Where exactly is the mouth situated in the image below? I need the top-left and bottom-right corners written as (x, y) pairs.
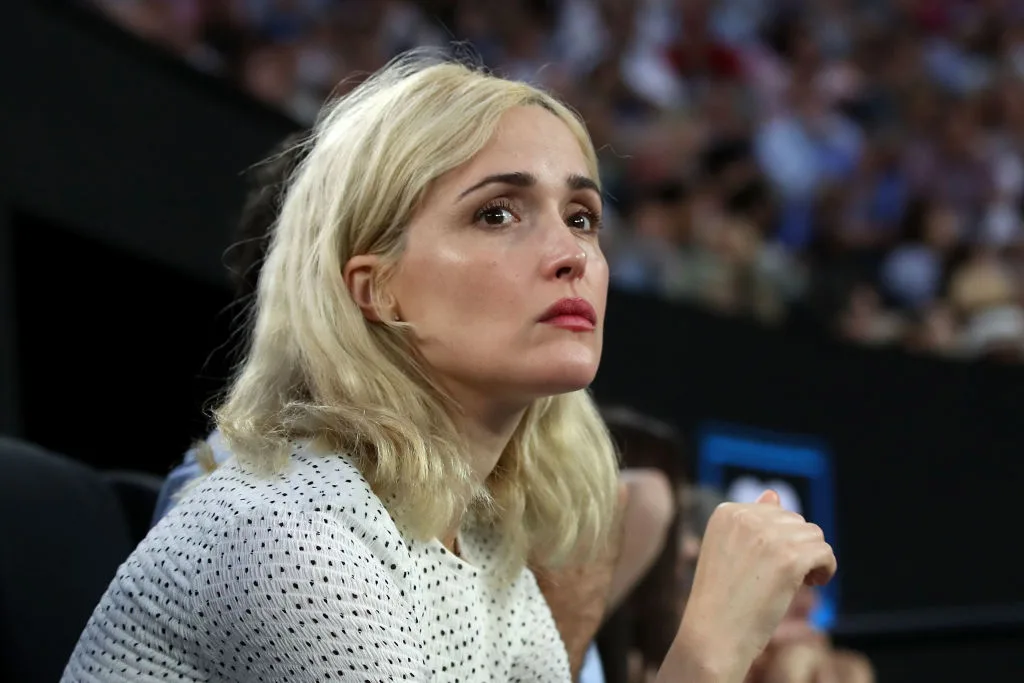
top-left (539, 297), bottom-right (597, 331)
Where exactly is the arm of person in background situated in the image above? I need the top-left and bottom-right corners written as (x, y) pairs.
top-left (605, 469), bottom-right (676, 613)
top-left (150, 431), bottom-right (229, 526)
top-left (754, 643), bottom-right (875, 683)
top-left (830, 649), bottom-right (876, 683)
top-left (746, 581), bottom-right (876, 683)
top-left (758, 642), bottom-right (834, 683)
top-left (535, 480), bottom-right (630, 680)
top-left (150, 449), bottom-right (205, 526)
top-left (536, 468), bottom-right (676, 681)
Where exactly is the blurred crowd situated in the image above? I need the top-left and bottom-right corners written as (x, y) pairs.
top-left (92, 0), bottom-right (1024, 362)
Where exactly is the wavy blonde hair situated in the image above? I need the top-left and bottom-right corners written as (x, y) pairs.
top-left (215, 53), bottom-right (619, 570)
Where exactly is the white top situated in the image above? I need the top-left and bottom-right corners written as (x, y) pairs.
top-left (63, 443), bottom-right (570, 682)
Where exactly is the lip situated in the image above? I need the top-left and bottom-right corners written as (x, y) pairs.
top-left (539, 297), bottom-right (597, 331)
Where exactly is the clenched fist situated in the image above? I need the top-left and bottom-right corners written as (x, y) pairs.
top-left (657, 490), bottom-right (837, 683)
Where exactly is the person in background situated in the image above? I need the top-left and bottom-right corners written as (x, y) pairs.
top-left (595, 407), bottom-right (693, 683)
top-left (593, 407), bottom-right (875, 683)
top-left (745, 584), bottom-right (875, 683)
top-left (92, 0), bottom-right (1024, 363)
top-left (591, 408), bottom-right (777, 683)
top-left (542, 466), bottom-right (678, 683)
top-left (880, 196), bottom-right (961, 314)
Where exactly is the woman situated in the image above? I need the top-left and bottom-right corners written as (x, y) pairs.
top-left (64, 53), bottom-right (835, 682)
top-left (150, 126), bottom-right (627, 681)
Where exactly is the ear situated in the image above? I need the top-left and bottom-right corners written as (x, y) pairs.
top-left (343, 254), bottom-right (388, 322)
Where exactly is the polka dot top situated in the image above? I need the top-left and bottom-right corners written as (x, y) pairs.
top-left (63, 442), bottom-right (571, 682)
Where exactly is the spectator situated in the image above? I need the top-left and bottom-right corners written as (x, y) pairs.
top-left (595, 406), bottom-right (691, 683)
top-left (881, 197), bottom-right (960, 311)
top-left (610, 181), bottom-right (693, 295)
top-left (89, 0), bottom-right (1024, 364)
top-left (747, 587), bottom-right (876, 683)
top-left (756, 80), bottom-right (864, 250)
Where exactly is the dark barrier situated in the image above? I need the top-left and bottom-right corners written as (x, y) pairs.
top-left (595, 291), bottom-right (1024, 634)
top-left (2, 2), bottom-right (1023, 680)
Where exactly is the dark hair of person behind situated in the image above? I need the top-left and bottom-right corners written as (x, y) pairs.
top-left (725, 178), bottom-right (772, 221)
top-left (224, 130), bottom-right (310, 300)
top-left (699, 137), bottom-right (752, 180)
top-left (596, 407), bottom-right (691, 683)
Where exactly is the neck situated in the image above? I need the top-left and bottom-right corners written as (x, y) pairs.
top-left (440, 385), bottom-right (528, 551)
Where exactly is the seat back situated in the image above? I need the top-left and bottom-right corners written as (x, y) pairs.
top-left (104, 469), bottom-right (164, 546)
top-left (0, 437), bottom-right (134, 683)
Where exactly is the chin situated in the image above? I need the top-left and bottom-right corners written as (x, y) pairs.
top-left (529, 355), bottom-right (600, 397)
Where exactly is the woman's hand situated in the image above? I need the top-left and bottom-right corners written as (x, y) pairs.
top-left (658, 490), bottom-right (837, 683)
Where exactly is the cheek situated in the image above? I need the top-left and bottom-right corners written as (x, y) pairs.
top-left (397, 246), bottom-right (524, 326)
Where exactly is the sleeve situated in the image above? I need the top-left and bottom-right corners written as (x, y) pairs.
top-left (191, 507), bottom-right (428, 682)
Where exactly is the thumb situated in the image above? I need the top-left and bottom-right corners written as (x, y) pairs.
top-left (756, 489), bottom-right (781, 506)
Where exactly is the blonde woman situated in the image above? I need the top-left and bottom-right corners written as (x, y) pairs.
top-left (64, 53), bottom-right (835, 683)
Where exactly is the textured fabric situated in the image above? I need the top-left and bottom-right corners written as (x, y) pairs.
top-left (64, 442), bottom-right (570, 682)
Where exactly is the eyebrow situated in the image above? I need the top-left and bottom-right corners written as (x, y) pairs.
top-left (457, 171), bottom-right (600, 200)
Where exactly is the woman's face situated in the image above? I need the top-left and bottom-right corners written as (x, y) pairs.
top-left (388, 106), bottom-right (608, 408)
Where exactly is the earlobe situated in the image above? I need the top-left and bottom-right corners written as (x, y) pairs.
top-left (343, 254), bottom-right (387, 322)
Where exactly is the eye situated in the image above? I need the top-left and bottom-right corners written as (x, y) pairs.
top-left (475, 201), bottom-right (517, 227)
top-left (567, 209), bottom-right (602, 233)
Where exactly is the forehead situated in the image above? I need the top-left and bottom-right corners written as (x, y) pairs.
top-left (433, 105), bottom-right (595, 196)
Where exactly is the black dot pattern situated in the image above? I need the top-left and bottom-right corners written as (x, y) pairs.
top-left (62, 444), bottom-right (570, 681)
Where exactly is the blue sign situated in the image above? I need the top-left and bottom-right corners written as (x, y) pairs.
top-left (697, 423), bottom-right (838, 630)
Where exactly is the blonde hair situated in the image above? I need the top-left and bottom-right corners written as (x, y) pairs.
top-left (215, 52), bottom-right (619, 570)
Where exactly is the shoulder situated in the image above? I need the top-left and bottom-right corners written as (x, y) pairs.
top-left (173, 442), bottom-right (410, 570)
top-left (177, 446), bottom-right (428, 677)
top-left (189, 442), bottom-right (386, 520)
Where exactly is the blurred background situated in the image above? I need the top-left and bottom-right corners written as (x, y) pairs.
top-left (1, 0), bottom-right (1023, 681)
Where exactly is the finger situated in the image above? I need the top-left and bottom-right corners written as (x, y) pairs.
top-left (772, 509), bottom-right (811, 525)
top-left (804, 543), bottom-right (838, 587)
top-left (787, 521), bottom-right (825, 541)
top-left (757, 489), bottom-right (781, 506)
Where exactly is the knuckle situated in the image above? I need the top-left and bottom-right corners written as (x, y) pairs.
top-left (733, 504), bottom-right (759, 526)
top-left (779, 547), bottom-right (804, 575)
top-left (711, 501), bottom-right (739, 525)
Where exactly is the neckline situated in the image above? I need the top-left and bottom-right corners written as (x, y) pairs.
top-left (427, 532), bottom-right (480, 574)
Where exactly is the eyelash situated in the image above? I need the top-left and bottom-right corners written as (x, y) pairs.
top-left (474, 199), bottom-right (603, 232)
top-left (475, 199), bottom-right (518, 225)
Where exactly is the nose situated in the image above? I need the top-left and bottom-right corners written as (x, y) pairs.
top-left (543, 231), bottom-right (588, 281)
